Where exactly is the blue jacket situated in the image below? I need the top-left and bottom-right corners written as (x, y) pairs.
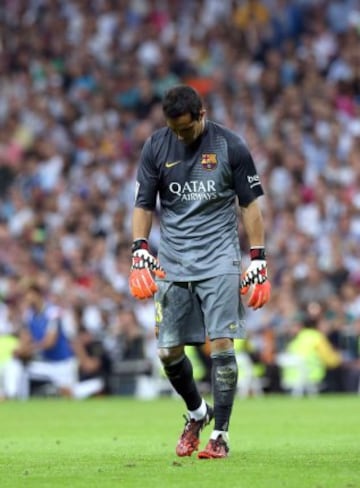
top-left (26, 304), bottom-right (74, 361)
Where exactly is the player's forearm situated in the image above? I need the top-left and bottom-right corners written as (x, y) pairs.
top-left (240, 199), bottom-right (265, 247)
top-left (132, 207), bottom-right (153, 240)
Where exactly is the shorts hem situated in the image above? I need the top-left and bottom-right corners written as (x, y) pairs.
top-left (157, 339), bottom-right (205, 348)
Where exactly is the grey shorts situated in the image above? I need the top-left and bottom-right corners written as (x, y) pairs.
top-left (154, 274), bottom-right (246, 347)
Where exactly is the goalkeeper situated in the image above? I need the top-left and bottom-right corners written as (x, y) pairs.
top-left (129, 85), bottom-right (271, 459)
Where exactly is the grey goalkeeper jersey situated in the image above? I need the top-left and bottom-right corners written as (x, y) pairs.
top-left (135, 120), bottom-right (264, 281)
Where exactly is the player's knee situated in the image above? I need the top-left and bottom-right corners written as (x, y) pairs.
top-left (210, 337), bottom-right (234, 354)
top-left (158, 346), bottom-right (184, 365)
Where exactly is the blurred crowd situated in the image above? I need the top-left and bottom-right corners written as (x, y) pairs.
top-left (0, 0), bottom-right (360, 398)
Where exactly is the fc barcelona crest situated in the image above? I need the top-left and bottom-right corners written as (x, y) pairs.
top-left (201, 153), bottom-right (217, 170)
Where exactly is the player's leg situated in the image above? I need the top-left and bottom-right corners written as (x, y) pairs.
top-left (195, 274), bottom-right (245, 458)
top-left (197, 337), bottom-right (236, 458)
top-left (160, 345), bottom-right (203, 413)
top-left (155, 281), bottom-right (213, 456)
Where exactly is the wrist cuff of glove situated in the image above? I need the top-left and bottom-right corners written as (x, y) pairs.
top-left (132, 238), bottom-right (149, 253)
top-left (250, 247), bottom-right (266, 260)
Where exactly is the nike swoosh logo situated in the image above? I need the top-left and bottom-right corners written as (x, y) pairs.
top-left (165, 160), bottom-right (182, 168)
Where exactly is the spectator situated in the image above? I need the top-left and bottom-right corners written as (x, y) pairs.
top-left (0, 299), bottom-right (20, 400)
top-left (11, 282), bottom-right (77, 398)
top-left (10, 283), bottom-right (104, 399)
top-left (277, 311), bottom-right (343, 395)
top-left (71, 303), bottom-right (111, 395)
top-left (107, 307), bottom-right (150, 396)
top-left (295, 261), bottom-right (336, 307)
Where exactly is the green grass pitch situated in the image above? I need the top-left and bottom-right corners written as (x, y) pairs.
top-left (0, 394), bottom-right (359, 488)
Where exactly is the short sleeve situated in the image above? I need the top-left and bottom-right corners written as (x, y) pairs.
top-left (134, 137), bottom-right (159, 210)
top-left (228, 139), bottom-right (264, 207)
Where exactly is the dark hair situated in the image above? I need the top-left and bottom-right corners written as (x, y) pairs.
top-left (27, 283), bottom-right (44, 295)
top-left (162, 85), bottom-right (203, 120)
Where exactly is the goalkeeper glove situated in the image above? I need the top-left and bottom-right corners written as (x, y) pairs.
top-left (129, 239), bottom-right (166, 300)
top-left (240, 247), bottom-right (271, 310)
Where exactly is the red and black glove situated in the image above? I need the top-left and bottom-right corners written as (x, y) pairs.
top-left (129, 239), bottom-right (166, 300)
top-left (240, 247), bottom-right (271, 310)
